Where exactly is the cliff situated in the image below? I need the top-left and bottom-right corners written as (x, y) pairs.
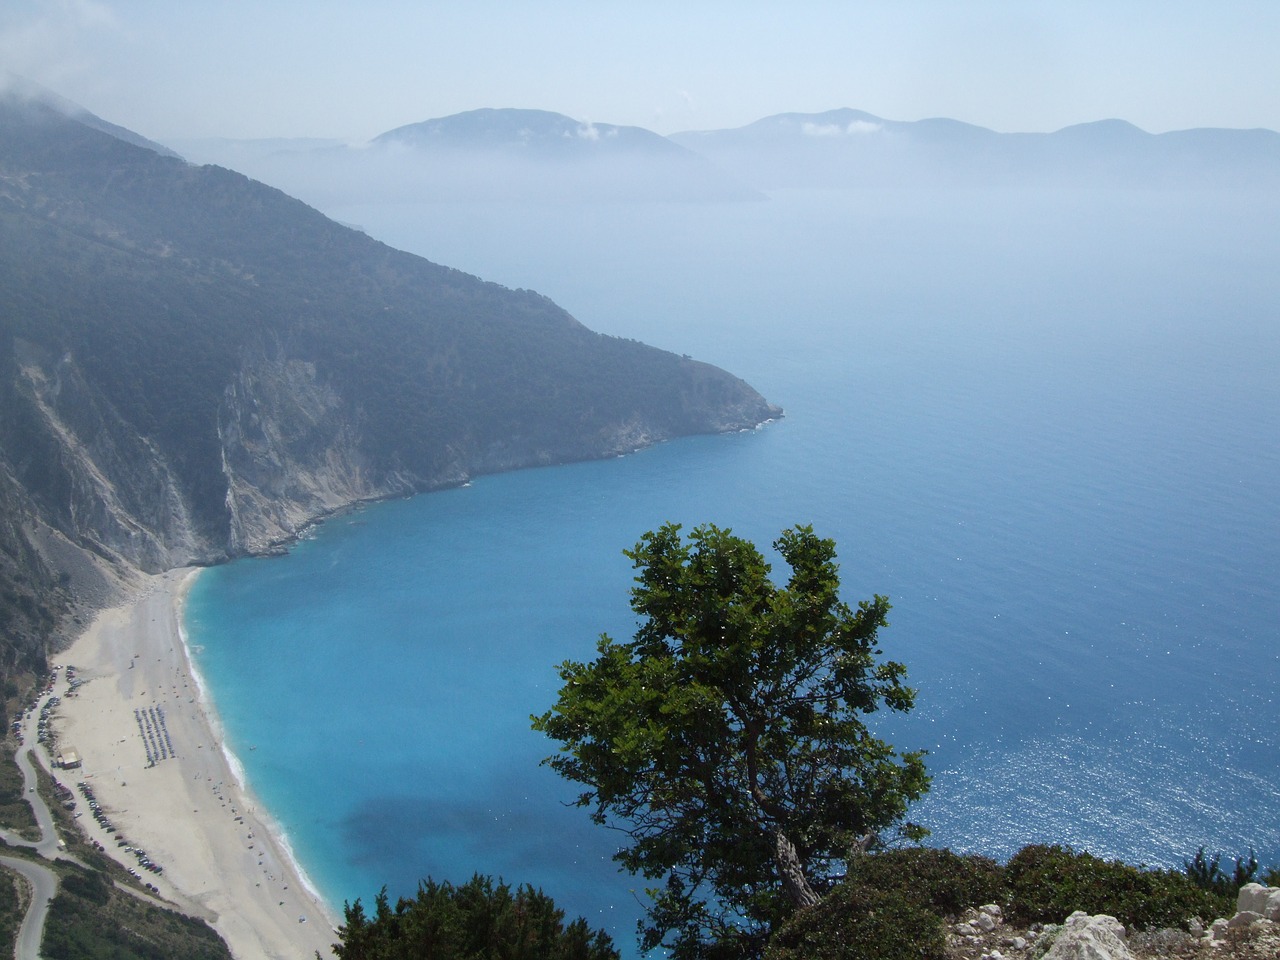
top-left (0, 92), bottom-right (780, 701)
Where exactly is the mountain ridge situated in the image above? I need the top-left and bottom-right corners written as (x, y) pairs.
top-left (670, 107), bottom-right (1280, 189)
top-left (172, 107), bottom-right (763, 204)
top-left (0, 93), bottom-right (779, 702)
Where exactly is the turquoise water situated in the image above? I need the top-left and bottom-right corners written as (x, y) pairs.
top-left (186, 186), bottom-right (1280, 950)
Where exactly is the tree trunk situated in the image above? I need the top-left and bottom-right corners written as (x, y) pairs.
top-left (773, 828), bottom-right (821, 909)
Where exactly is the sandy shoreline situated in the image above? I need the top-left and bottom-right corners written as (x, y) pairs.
top-left (53, 568), bottom-right (340, 960)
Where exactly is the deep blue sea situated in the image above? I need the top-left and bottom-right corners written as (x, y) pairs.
top-left (185, 185), bottom-right (1280, 951)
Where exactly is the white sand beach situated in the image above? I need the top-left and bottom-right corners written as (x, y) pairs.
top-left (53, 568), bottom-right (340, 960)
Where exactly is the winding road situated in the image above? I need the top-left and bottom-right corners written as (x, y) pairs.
top-left (0, 855), bottom-right (56, 960)
top-left (12, 746), bottom-right (63, 861)
top-left (1, 672), bottom-right (80, 960)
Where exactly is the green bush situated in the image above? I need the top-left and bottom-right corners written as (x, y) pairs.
top-left (60, 871), bottom-right (110, 905)
top-left (765, 883), bottom-right (946, 960)
top-left (844, 847), bottom-right (1006, 918)
top-left (1184, 847), bottom-right (1260, 895)
top-left (1005, 845), bottom-right (1232, 929)
top-left (333, 875), bottom-right (618, 960)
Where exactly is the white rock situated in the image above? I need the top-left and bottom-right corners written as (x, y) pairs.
top-left (1236, 883), bottom-right (1267, 913)
top-left (1011, 936), bottom-right (1028, 950)
top-left (1209, 918), bottom-right (1230, 941)
top-left (1237, 882), bottom-right (1280, 921)
top-left (1227, 910), bottom-right (1264, 930)
top-left (981, 903), bottom-right (1004, 919)
top-left (955, 923), bottom-right (980, 937)
top-left (976, 913), bottom-right (998, 932)
top-left (1042, 912), bottom-right (1131, 960)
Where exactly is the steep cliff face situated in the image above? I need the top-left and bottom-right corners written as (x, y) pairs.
top-left (0, 91), bottom-right (781, 691)
top-left (218, 351), bottom-right (415, 554)
top-left (9, 343), bottom-right (215, 572)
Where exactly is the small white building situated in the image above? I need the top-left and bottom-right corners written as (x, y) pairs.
top-left (57, 748), bottom-right (81, 769)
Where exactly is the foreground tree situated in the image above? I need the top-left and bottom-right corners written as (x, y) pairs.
top-left (532, 523), bottom-right (929, 958)
top-left (330, 874), bottom-right (618, 960)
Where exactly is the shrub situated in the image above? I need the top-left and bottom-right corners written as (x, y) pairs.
top-left (1184, 846), bottom-right (1259, 895)
top-left (1005, 844), bottom-right (1232, 929)
top-left (844, 847), bottom-right (1006, 918)
top-left (60, 870), bottom-right (111, 905)
top-left (333, 875), bottom-right (618, 960)
top-left (765, 883), bottom-right (946, 960)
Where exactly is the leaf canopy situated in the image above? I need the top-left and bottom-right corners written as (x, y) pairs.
top-left (532, 523), bottom-right (929, 957)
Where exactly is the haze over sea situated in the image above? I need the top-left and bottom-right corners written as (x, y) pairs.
top-left (185, 184), bottom-right (1280, 949)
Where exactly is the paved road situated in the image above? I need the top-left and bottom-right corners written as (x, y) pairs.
top-left (0, 855), bottom-right (57, 960)
top-left (14, 745), bottom-right (63, 859)
top-left (2, 673), bottom-right (79, 957)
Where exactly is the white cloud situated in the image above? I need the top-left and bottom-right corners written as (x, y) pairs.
top-left (0, 0), bottom-right (121, 95)
top-left (800, 120), bottom-right (883, 137)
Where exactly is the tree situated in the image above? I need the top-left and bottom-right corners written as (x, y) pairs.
top-left (531, 523), bottom-right (929, 958)
top-left (330, 874), bottom-right (619, 960)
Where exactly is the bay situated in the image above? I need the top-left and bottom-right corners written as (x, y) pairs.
top-left (186, 185), bottom-right (1280, 951)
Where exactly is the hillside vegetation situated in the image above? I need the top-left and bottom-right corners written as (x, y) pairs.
top-left (0, 93), bottom-right (778, 709)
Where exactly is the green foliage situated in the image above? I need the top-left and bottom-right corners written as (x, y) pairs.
top-left (0, 98), bottom-right (776, 685)
top-left (0, 744), bottom-right (38, 838)
top-left (845, 847), bottom-right (1006, 918)
top-left (1184, 846), bottom-right (1260, 896)
top-left (332, 875), bottom-right (618, 960)
top-left (0, 103), bottom-right (775, 533)
top-left (1005, 844), bottom-right (1232, 929)
top-left (0, 860), bottom-right (23, 958)
top-left (533, 523), bottom-right (929, 958)
top-left (764, 882), bottom-right (946, 960)
top-left (42, 864), bottom-right (231, 960)
top-left (59, 871), bottom-right (110, 905)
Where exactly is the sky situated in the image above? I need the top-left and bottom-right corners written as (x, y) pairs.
top-left (2, 1), bottom-right (1278, 143)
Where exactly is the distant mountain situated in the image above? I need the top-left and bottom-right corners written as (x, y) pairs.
top-left (0, 94), bottom-right (779, 699)
top-left (671, 108), bottom-right (1280, 189)
top-left (1, 72), bottom-right (182, 159)
top-left (165, 108), bottom-right (762, 204)
top-left (374, 107), bottom-right (683, 157)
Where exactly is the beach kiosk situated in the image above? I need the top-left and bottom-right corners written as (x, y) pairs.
top-left (57, 747), bottom-right (81, 769)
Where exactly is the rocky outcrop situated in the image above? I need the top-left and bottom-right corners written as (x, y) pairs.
top-left (1204, 883), bottom-right (1280, 949)
top-left (8, 344), bottom-right (215, 572)
top-left (217, 351), bottom-right (412, 554)
top-left (1041, 912), bottom-right (1132, 960)
top-left (1235, 882), bottom-right (1280, 921)
top-left (941, 899), bottom-right (1280, 959)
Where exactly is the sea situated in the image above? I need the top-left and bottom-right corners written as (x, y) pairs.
top-left (183, 183), bottom-right (1280, 952)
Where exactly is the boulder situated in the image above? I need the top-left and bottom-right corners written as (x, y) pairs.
top-left (1227, 910), bottom-right (1265, 930)
top-left (1042, 912), bottom-right (1132, 960)
top-left (1237, 882), bottom-right (1280, 921)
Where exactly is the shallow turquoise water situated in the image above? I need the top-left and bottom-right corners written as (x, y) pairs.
top-left (186, 187), bottom-right (1280, 951)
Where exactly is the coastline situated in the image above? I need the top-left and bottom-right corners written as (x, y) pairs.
top-left (54, 567), bottom-right (340, 960)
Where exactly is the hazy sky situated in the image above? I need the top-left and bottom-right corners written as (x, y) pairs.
top-left (4, 1), bottom-right (1278, 142)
